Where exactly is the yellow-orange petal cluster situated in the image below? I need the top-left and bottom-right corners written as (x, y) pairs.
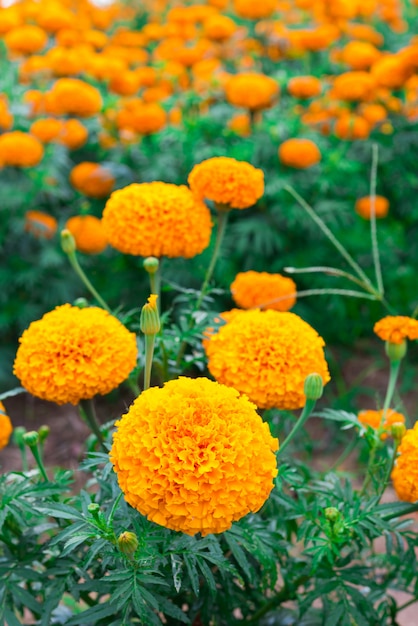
top-left (48, 78), bottom-right (103, 117)
top-left (205, 309), bottom-right (330, 410)
top-left (355, 195), bottom-right (389, 219)
top-left (278, 138), bottom-right (321, 169)
top-left (358, 408), bottom-right (405, 440)
top-left (373, 316), bottom-right (418, 344)
top-left (25, 210), bottom-right (58, 239)
top-left (225, 72), bottom-right (279, 110)
top-left (392, 422), bottom-right (418, 502)
top-left (110, 376), bottom-right (278, 536)
top-left (0, 131), bottom-right (44, 168)
top-left (13, 304), bottom-right (138, 405)
top-left (102, 181), bottom-right (212, 257)
top-left (65, 215), bottom-right (108, 254)
top-left (0, 402), bottom-right (13, 450)
top-left (70, 162), bottom-right (115, 198)
top-left (230, 271), bottom-right (297, 311)
top-left (188, 156), bottom-right (264, 210)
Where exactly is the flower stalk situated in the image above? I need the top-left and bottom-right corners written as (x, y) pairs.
top-left (79, 399), bottom-right (107, 452)
top-left (23, 431), bottom-right (49, 482)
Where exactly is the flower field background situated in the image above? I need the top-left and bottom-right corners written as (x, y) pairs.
top-left (1, 0), bottom-right (418, 624)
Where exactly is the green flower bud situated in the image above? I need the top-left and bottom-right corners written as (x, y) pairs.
top-left (304, 373), bottom-right (324, 401)
top-left (13, 426), bottom-right (27, 446)
top-left (61, 229), bottom-right (76, 255)
top-left (118, 531), bottom-right (139, 557)
top-left (74, 297), bottom-right (89, 309)
top-left (391, 422), bottom-right (406, 442)
top-left (140, 294), bottom-right (160, 335)
top-left (23, 431), bottom-right (39, 448)
top-left (38, 425), bottom-right (50, 444)
top-left (385, 339), bottom-right (407, 362)
top-left (143, 257), bottom-right (159, 275)
top-left (87, 503), bottom-right (100, 515)
top-left (324, 507), bottom-right (340, 523)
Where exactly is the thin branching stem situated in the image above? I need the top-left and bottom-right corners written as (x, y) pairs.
top-left (278, 398), bottom-right (316, 457)
top-left (369, 144), bottom-right (384, 296)
top-left (67, 252), bottom-right (112, 313)
top-left (284, 265), bottom-right (374, 291)
top-left (255, 288), bottom-right (380, 311)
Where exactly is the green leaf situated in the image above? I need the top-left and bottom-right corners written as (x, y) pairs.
top-left (64, 601), bottom-right (117, 625)
top-left (36, 503), bottom-right (85, 522)
top-left (3, 608), bottom-right (23, 626)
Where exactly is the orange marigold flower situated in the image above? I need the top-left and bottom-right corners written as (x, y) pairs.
top-left (287, 75), bottom-right (322, 99)
top-left (70, 162), bottom-right (115, 199)
top-left (374, 316), bottom-right (418, 345)
top-left (4, 25), bottom-right (48, 55)
top-left (110, 376), bottom-right (279, 536)
top-left (25, 210), bottom-right (58, 239)
top-left (334, 114), bottom-right (370, 140)
top-left (188, 157), bottom-right (264, 210)
top-left (0, 97), bottom-right (13, 130)
top-left (205, 309), bottom-right (330, 410)
top-left (48, 78), bottom-right (102, 118)
top-left (355, 195), bottom-right (389, 219)
top-left (233, 0), bottom-right (277, 19)
top-left (359, 104), bottom-right (388, 127)
top-left (0, 131), bottom-right (44, 168)
top-left (0, 401), bottom-right (13, 450)
top-left (65, 215), bottom-right (107, 254)
top-left (203, 14), bottom-right (237, 40)
top-left (58, 119), bottom-right (89, 150)
top-left (333, 71), bottom-right (376, 102)
top-left (102, 182), bottom-right (212, 258)
top-left (371, 55), bottom-right (412, 89)
top-left (13, 304), bottom-right (138, 405)
top-left (341, 41), bottom-right (381, 70)
top-left (358, 409), bottom-right (405, 440)
top-left (225, 72), bottom-right (279, 110)
top-left (231, 271), bottom-right (297, 311)
top-left (116, 102), bottom-right (167, 136)
top-left (30, 118), bottom-right (62, 144)
top-left (391, 422), bottom-right (418, 502)
top-left (278, 138), bottom-right (321, 169)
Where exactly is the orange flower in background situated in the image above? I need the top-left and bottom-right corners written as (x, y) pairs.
top-left (0, 131), bottom-right (44, 168)
top-left (359, 103), bottom-right (388, 126)
top-left (355, 195), bottom-right (389, 219)
top-left (374, 316), bottom-right (418, 345)
top-left (334, 114), bottom-right (370, 140)
top-left (203, 14), bottom-right (237, 40)
top-left (287, 76), bottom-right (322, 99)
top-left (188, 157), bottom-right (264, 210)
top-left (36, 2), bottom-right (76, 33)
top-left (30, 118), bottom-right (62, 144)
top-left (205, 309), bottom-right (330, 410)
top-left (111, 377), bottom-right (278, 536)
top-left (371, 55), bottom-right (412, 89)
top-left (231, 271), bottom-right (297, 311)
top-left (228, 112), bottom-right (251, 136)
top-left (225, 72), bottom-right (279, 110)
top-left (0, 402), bottom-right (13, 450)
top-left (25, 210), bottom-right (58, 239)
top-left (14, 304), bottom-right (138, 405)
top-left (65, 215), bottom-right (108, 254)
top-left (392, 422), bottom-right (418, 502)
top-left (58, 119), bottom-right (89, 150)
top-left (0, 97), bottom-right (13, 130)
top-left (341, 41), bottom-right (381, 70)
top-left (0, 6), bottom-right (22, 35)
top-left (333, 71), bottom-right (376, 102)
top-left (48, 78), bottom-right (103, 117)
top-left (233, 0), bottom-right (277, 19)
top-left (4, 25), bottom-right (48, 55)
top-left (102, 182), bottom-right (213, 258)
top-left (358, 408), bottom-right (405, 440)
top-left (279, 138), bottom-right (321, 169)
top-left (70, 162), bottom-right (115, 199)
top-left (116, 101), bottom-right (167, 135)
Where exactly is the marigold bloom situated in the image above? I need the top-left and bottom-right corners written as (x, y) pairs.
top-left (0, 97), bottom-right (13, 130)
top-left (355, 196), bottom-right (389, 219)
top-left (14, 304), bottom-right (138, 405)
top-left (342, 41), bottom-right (381, 70)
top-left (0, 131), bottom-right (44, 168)
top-left (111, 377), bottom-right (278, 535)
top-left (333, 71), bottom-right (376, 102)
top-left (203, 14), bottom-right (237, 40)
top-left (5, 25), bottom-right (48, 55)
top-left (25, 210), bottom-right (58, 239)
top-left (371, 55), bottom-right (412, 89)
top-left (374, 316), bottom-right (418, 345)
top-left (70, 162), bottom-right (115, 199)
top-left (58, 119), bottom-right (88, 150)
top-left (102, 182), bottom-right (212, 258)
top-left (205, 309), bottom-right (330, 410)
top-left (188, 157), bottom-right (264, 210)
top-left (65, 215), bottom-right (108, 254)
top-left (231, 271), bottom-right (296, 311)
top-left (233, 0), bottom-right (277, 19)
top-left (48, 78), bottom-right (102, 117)
top-left (287, 76), bottom-right (322, 99)
top-left (391, 422), bottom-right (418, 502)
top-left (278, 138), bottom-right (321, 169)
top-left (225, 72), bottom-right (279, 110)
top-left (30, 118), bottom-right (62, 144)
top-left (358, 409), bottom-right (405, 439)
top-left (116, 101), bottom-right (167, 136)
top-left (334, 114), bottom-right (370, 140)
top-left (0, 402), bottom-right (13, 450)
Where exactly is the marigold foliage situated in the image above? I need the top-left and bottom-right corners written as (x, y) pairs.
top-left (358, 408), bottom-right (405, 440)
top-left (230, 271), bottom-right (297, 311)
top-left (111, 377), bottom-right (278, 536)
top-left (13, 304), bottom-right (138, 405)
top-left (102, 182), bottom-right (212, 257)
top-left (188, 156), bottom-right (264, 210)
top-left (373, 316), bottom-right (418, 344)
top-left (0, 131), bottom-right (44, 167)
top-left (205, 309), bottom-right (330, 410)
top-left (392, 422), bottom-right (418, 502)
top-left (0, 402), bottom-right (13, 450)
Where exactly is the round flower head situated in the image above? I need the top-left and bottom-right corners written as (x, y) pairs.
top-left (65, 215), bottom-right (107, 254)
top-left (278, 138), bottom-right (321, 169)
top-left (0, 131), bottom-right (44, 168)
top-left (392, 422), bottom-right (418, 502)
top-left (188, 157), bottom-right (264, 210)
top-left (70, 162), bottom-right (115, 199)
top-left (13, 304), bottom-right (138, 405)
top-left (0, 402), bottom-right (13, 450)
top-left (25, 210), bottom-right (57, 239)
top-left (355, 196), bottom-right (389, 219)
top-left (358, 409), bottom-right (405, 440)
top-left (205, 309), bottom-right (330, 410)
top-left (225, 73), bottom-right (279, 111)
top-left (102, 182), bottom-right (212, 258)
top-left (48, 78), bottom-right (102, 117)
top-left (111, 377), bottom-right (278, 536)
top-left (287, 76), bottom-right (322, 99)
top-left (231, 271), bottom-right (296, 311)
top-left (374, 316), bottom-right (418, 345)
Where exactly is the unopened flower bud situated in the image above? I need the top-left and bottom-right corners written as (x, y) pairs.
top-left (13, 426), bottom-right (26, 447)
top-left (61, 229), bottom-right (76, 254)
top-left (38, 425), bottom-right (50, 443)
top-left (143, 257), bottom-right (159, 275)
top-left (324, 507), bottom-right (340, 523)
top-left (385, 339), bottom-right (407, 362)
top-left (391, 422), bottom-right (406, 442)
top-left (23, 431), bottom-right (39, 447)
top-left (140, 294), bottom-right (160, 335)
top-left (74, 297), bottom-right (89, 309)
top-left (304, 373), bottom-right (324, 401)
top-left (118, 531), bottom-right (139, 557)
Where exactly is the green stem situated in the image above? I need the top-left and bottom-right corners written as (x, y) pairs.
top-left (284, 185), bottom-right (378, 294)
top-left (144, 334), bottom-right (156, 391)
top-left (246, 575), bottom-right (310, 622)
top-left (79, 399), bottom-right (107, 452)
top-left (329, 436), bottom-right (358, 472)
top-left (369, 144), bottom-right (384, 296)
top-left (284, 265), bottom-right (374, 291)
top-left (278, 398), bottom-right (316, 457)
top-left (149, 263), bottom-right (161, 307)
top-left (195, 209), bottom-right (229, 311)
top-left (377, 441), bottom-right (400, 502)
top-left (67, 251), bottom-right (112, 313)
top-left (256, 287), bottom-right (379, 309)
top-left (28, 443), bottom-right (49, 482)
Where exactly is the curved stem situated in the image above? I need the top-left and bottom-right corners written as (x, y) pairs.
top-left (195, 209), bottom-right (229, 311)
top-left (284, 265), bottom-right (374, 292)
top-left (380, 359), bottom-right (402, 425)
top-left (144, 334), bottom-right (156, 391)
top-left (278, 398), bottom-right (316, 457)
top-left (79, 399), bottom-right (107, 452)
top-left (28, 443), bottom-right (49, 482)
top-left (67, 251), bottom-right (112, 313)
top-left (369, 144), bottom-right (384, 296)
